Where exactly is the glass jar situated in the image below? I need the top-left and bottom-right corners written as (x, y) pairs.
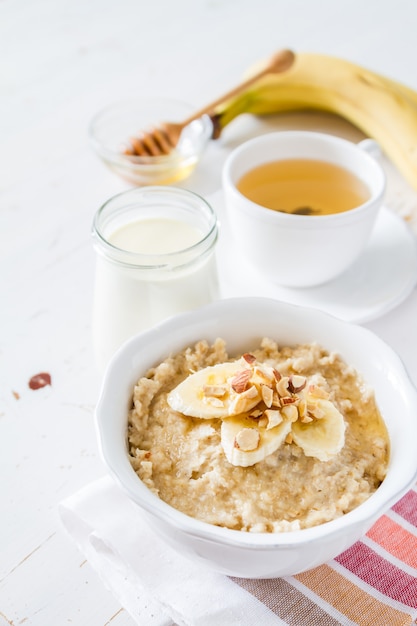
top-left (92, 186), bottom-right (219, 372)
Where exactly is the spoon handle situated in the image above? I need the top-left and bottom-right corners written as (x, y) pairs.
top-left (182, 49), bottom-right (295, 126)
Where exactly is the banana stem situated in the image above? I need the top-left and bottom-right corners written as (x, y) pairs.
top-left (210, 91), bottom-right (261, 138)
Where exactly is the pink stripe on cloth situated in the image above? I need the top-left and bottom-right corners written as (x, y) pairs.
top-left (335, 541), bottom-right (417, 608)
top-left (392, 490), bottom-right (417, 527)
top-left (367, 515), bottom-right (417, 569)
top-left (233, 489), bottom-right (417, 624)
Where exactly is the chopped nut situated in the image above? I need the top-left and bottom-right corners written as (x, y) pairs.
top-left (229, 385), bottom-right (260, 413)
top-left (281, 404), bottom-right (298, 422)
top-left (29, 372), bottom-right (51, 390)
top-left (276, 376), bottom-right (290, 397)
top-left (271, 391), bottom-right (282, 407)
top-left (308, 404), bottom-right (326, 419)
top-left (301, 415), bottom-right (314, 424)
top-left (298, 398), bottom-right (307, 419)
top-left (281, 396), bottom-right (297, 405)
top-left (308, 385), bottom-right (329, 399)
top-left (285, 432), bottom-right (293, 444)
top-left (203, 384), bottom-right (227, 397)
top-left (261, 384), bottom-right (274, 408)
top-left (253, 364), bottom-right (275, 385)
top-left (249, 409), bottom-right (263, 418)
top-left (264, 409), bottom-right (283, 429)
top-left (231, 369), bottom-right (252, 393)
top-left (243, 385), bottom-right (259, 399)
top-left (258, 416), bottom-right (268, 428)
top-left (242, 353), bottom-right (256, 365)
top-left (204, 396), bottom-right (224, 408)
top-left (288, 374), bottom-right (307, 394)
top-left (273, 369), bottom-right (282, 382)
top-left (234, 428), bottom-right (260, 451)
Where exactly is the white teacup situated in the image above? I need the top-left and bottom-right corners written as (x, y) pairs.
top-left (222, 131), bottom-right (386, 287)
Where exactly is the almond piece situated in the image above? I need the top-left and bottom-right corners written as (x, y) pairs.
top-left (308, 385), bottom-right (329, 399)
top-left (234, 428), bottom-right (260, 451)
top-left (261, 384), bottom-right (274, 408)
top-left (229, 385), bottom-right (260, 414)
top-left (203, 384), bottom-right (227, 397)
top-left (271, 391), bottom-right (282, 408)
top-left (276, 376), bottom-right (290, 397)
top-left (253, 364), bottom-right (275, 385)
top-left (288, 374), bottom-right (307, 394)
top-left (204, 396), bottom-right (224, 408)
top-left (243, 385), bottom-right (259, 399)
top-left (298, 398), bottom-right (307, 419)
top-left (273, 369), bottom-right (282, 382)
top-left (242, 353), bottom-right (256, 365)
top-left (231, 369), bottom-right (252, 393)
top-left (281, 404), bottom-right (298, 422)
top-left (29, 372), bottom-right (51, 390)
top-left (281, 396), bottom-right (297, 405)
top-left (264, 409), bottom-right (283, 430)
top-left (307, 404), bottom-right (326, 419)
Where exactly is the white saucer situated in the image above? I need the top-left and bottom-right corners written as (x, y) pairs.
top-left (209, 191), bottom-right (417, 323)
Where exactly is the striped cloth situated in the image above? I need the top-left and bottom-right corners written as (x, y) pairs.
top-left (233, 486), bottom-right (417, 625)
top-left (60, 477), bottom-right (417, 626)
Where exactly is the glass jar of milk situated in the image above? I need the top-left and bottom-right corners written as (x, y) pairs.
top-left (92, 186), bottom-right (219, 371)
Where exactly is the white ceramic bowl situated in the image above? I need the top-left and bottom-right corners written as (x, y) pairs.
top-left (222, 131), bottom-right (386, 287)
top-left (95, 297), bottom-right (417, 578)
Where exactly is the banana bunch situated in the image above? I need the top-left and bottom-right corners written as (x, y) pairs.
top-left (213, 52), bottom-right (417, 190)
top-left (168, 353), bottom-right (345, 467)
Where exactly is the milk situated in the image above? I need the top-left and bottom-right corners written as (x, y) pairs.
top-left (108, 217), bottom-right (203, 253)
top-left (92, 188), bottom-right (219, 372)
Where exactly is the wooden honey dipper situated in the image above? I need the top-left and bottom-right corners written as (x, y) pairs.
top-left (124, 49), bottom-right (295, 157)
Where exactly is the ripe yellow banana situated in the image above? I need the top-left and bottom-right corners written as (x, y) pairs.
top-left (168, 354), bottom-right (346, 467)
top-left (214, 52), bottom-right (417, 190)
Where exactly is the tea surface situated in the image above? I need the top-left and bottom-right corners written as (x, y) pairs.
top-left (237, 159), bottom-right (370, 215)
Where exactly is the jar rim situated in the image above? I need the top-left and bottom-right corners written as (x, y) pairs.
top-left (92, 186), bottom-right (219, 270)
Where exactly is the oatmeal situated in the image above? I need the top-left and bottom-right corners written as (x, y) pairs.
top-left (127, 338), bottom-right (389, 533)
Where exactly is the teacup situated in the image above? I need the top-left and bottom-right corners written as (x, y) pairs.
top-left (222, 131), bottom-right (386, 287)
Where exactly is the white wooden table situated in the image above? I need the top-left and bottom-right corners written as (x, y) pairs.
top-left (1, 1), bottom-right (417, 624)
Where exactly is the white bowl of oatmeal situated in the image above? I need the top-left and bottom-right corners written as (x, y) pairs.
top-left (95, 297), bottom-right (417, 579)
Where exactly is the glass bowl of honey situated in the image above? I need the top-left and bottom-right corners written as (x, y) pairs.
top-left (89, 98), bottom-right (213, 186)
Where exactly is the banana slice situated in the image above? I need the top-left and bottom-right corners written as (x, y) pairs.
top-left (291, 396), bottom-right (345, 462)
top-left (168, 354), bottom-right (346, 465)
top-left (167, 360), bottom-right (261, 419)
top-left (221, 414), bottom-right (292, 467)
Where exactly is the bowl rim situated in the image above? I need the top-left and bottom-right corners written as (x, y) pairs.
top-left (95, 296), bottom-right (417, 548)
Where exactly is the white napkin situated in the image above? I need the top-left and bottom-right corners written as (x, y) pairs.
top-left (59, 476), bottom-right (284, 626)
